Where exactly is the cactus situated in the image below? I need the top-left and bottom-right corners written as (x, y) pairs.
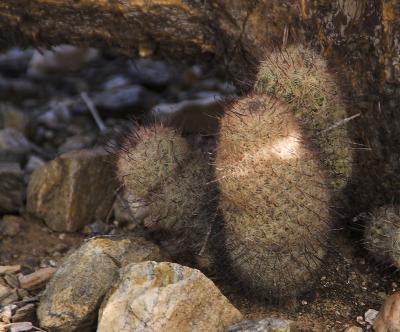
top-left (255, 45), bottom-right (352, 190)
top-left (363, 205), bottom-right (400, 268)
top-left (117, 124), bottom-right (215, 258)
top-left (216, 94), bottom-right (332, 299)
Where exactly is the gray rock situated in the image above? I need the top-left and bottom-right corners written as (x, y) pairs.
top-left (24, 155), bottom-right (45, 174)
top-left (130, 59), bottom-right (174, 88)
top-left (97, 261), bottom-right (242, 332)
top-left (37, 236), bottom-right (165, 332)
top-left (27, 148), bottom-right (117, 232)
top-left (150, 95), bottom-right (224, 134)
top-left (0, 48), bottom-right (34, 76)
top-left (93, 85), bottom-right (148, 115)
top-left (101, 75), bottom-right (131, 90)
top-left (57, 135), bottom-right (95, 154)
top-left (0, 163), bottom-right (25, 213)
top-left (0, 77), bottom-right (39, 99)
top-left (0, 129), bottom-right (31, 163)
top-left (226, 318), bottom-right (297, 332)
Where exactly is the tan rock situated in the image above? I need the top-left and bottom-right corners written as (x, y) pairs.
top-left (19, 267), bottom-right (56, 290)
top-left (0, 265), bottom-right (20, 275)
top-left (344, 326), bottom-right (363, 332)
top-left (97, 261), bottom-right (242, 332)
top-left (374, 292), bottom-right (400, 332)
top-left (27, 148), bottom-right (117, 232)
top-left (37, 236), bottom-right (165, 332)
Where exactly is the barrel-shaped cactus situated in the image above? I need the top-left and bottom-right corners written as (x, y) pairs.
top-left (363, 205), bottom-right (400, 268)
top-left (216, 94), bottom-right (332, 299)
top-left (255, 45), bottom-right (353, 190)
top-left (117, 124), bottom-right (215, 257)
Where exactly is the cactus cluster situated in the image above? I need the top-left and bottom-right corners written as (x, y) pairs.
top-left (363, 205), bottom-right (400, 268)
top-left (117, 124), bottom-right (215, 257)
top-left (215, 94), bottom-right (332, 299)
top-left (255, 45), bottom-right (352, 190)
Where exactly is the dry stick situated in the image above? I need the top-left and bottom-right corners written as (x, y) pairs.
top-left (322, 113), bottom-right (361, 133)
top-left (80, 92), bottom-right (107, 132)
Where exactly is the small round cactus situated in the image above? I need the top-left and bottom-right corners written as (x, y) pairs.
top-left (255, 45), bottom-right (352, 190)
top-left (363, 205), bottom-right (400, 268)
top-left (216, 94), bottom-right (332, 299)
top-left (117, 124), bottom-right (215, 257)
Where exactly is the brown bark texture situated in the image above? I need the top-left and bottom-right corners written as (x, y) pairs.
top-left (0, 0), bottom-right (399, 212)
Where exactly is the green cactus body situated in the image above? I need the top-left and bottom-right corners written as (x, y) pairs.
top-left (216, 95), bottom-right (332, 299)
top-left (364, 206), bottom-right (400, 268)
top-left (255, 45), bottom-right (352, 190)
top-left (117, 125), bottom-right (214, 256)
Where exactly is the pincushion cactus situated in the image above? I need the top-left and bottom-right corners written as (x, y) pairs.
top-left (117, 124), bottom-right (215, 257)
top-left (216, 94), bottom-right (332, 299)
top-left (255, 45), bottom-right (353, 190)
top-left (363, 205), bottom-right (400, 268)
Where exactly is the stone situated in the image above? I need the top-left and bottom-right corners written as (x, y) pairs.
top-left (0, 163), bottom-right (25, 213)
top-left (37, 236), bottom-right (165, 332)
top-left (0, 266), bottom-right (20, 275)
top-left (57, 135), bottom-right (95, 154)
top-left (8, 322), bottom-right (35, 332)
top-left (97, 261), bottom-right (242, 332)
top-left (130, 58), bottom-right (174, 88)
top-left (0, 284), bottom-right (12, 302)
top-left (150, 95), bottom-right (224, 134)
top-left (0, 77), bottom-right (39, 100)
top-left (0, 48), bottom-right (33, 76)
top-left (101, 75), bottom-right (131, 90)
top-left (27, 45), bottom-right (99, 77)
top-left (0, 215), bottom-right (22, 237)
top-left (93, 85), bottom-right (148, 115)
top-left (0, 104), bottom-right (30, 135)
top-left (27, 148), bottom-right (117, 232)
top-left (11, 304), bottom-right (36, 323)
top-left (365, 308), bottom-right (379, 325)
top-left (24, 155), bottom-right (45, 174)
top-left (19, 267), bottom-right (57, 290)
top-left (374, 292), bottom-right (400, 332)
top-left (344, 326), bottom-right (363, 332)
top-left (226, 318), bottom-right (297, 332)
top-left (0, 129), bottom-right (31, 163)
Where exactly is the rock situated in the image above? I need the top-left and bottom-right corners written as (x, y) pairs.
top-left (0, 284), bottom-right (12, 302)
top-left (113, 193), bottom-right (144, 225)
top-left (0, 305), bottom-right (15, 323)
top-left (97, 261), bottom-right (242, 332)
top-left (81, 220), bottom-right (110, 235)
top-left (0, 77), bottom-right (39, 99)
top-left (344, 327), bottom-right (363, 332)
top-left (27, 148), bottom-right (117, 232)
top-left (150, 95), bottom-right (224, 134)
top-left (101, 75), bottom-right (131, 90)
top-left (11, 304), bottom-right (36, 323)
top-left (28, 45), bottom-right (99, 77)
top-left (0, 266), bottom-right (21, 275)
top-left (0, 289), bottom-right (18, 306)
top-left (24, 155), bottom-right (45, 174)
top-left (0, 48), bottom-right (34, 76)
top-left (93, 85), bottom-right (149, 116)
top-left (365, 309), bottom-right (379, 325)
top-left (19, 267), bottom-right (57, 290)
top-left (374, 292), bottom-right (400, 332)
top-left (0, 129), bottom-right (31, 163)
top-left (37, 236), bottom-right (165, 332)
top-left (130, 58), bottom-right (174, 88)
top-left (57, 135), bottom-right (95, 154)
top-left (0, 163), bottom-right (25, 213)
top-left (8, 322), bottom-right (35, 332)
top-left (226, 318), bottom-right (297, 332)
top-left (0, 215), bottom-right (22, 237)
top-left (0, 104), bottom-right (30, 135)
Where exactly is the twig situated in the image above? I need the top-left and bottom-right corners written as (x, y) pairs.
top-left (322, 113), bottom-right (361, 133)
top-left (80, 92), bottom-right (107, 132)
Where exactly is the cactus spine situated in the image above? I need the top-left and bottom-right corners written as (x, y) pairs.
top-left (255, 45), bottom-right (353, 190)
top-left (216, 94), bottom-right (332, 299)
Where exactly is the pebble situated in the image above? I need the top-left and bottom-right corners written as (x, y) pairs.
top-left (0, 163), bottom-right (25, 213)
top-left (0, 266), bottom-right (21, 275)
top-left (0, 215), bottom-right (23, 237)
top-left (365, 309), bottom-right (378, 325)
top-left (19, 267), bottom-right (57, 290)
top-left (0, 129), bottom-right (31, 163)
top-left (345, 327), bottom-right (363, 332)
top-left (11, 304), bottom-right (36, 323)
top-left (226, 318), bottom-right (297, 332)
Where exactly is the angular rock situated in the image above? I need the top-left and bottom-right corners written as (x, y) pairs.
top-left (97, 261), bottom-right (242, 332)
top-left (0, 129), bottom-right (31, 163)
top-left (344, 327), bottom-right (363, 332)
top-left (0, 163), bottom-right (25, 213)
top-left (93, 85), bottom-right (148, 115)
top-left (27, 148), bottom-right (117, 232)
top-left (0, 266), bottom-right (20, 275)
top-left (37, 236), bottom-right (165, 332)
top-left (24, 155), bottom-right (45, 174)
top-left (374, 292), bottom-right (400, 332)
top-left (0, 48), bottom-right (33, 76)
top-left (226, 318), bottom-right (297, 332)
top-left (12, 304), bottom-right (36, 323)
top-left (19, 267), bottom-right (57, 290)
top-left (130, 59), bottom-right (174, 88)
top-left (150, 95), bottom-right (224, 134)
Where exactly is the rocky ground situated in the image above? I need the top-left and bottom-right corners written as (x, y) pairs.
top-left (0, 46), bottom-right (398, 332)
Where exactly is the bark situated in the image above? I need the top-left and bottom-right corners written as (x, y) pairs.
top-left (0, 0), bottom-right (399, 212)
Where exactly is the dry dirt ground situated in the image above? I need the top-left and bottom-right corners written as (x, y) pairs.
top-left (1, 217), bottom-right (394, 331)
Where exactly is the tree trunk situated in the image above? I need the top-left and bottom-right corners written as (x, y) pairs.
top-left (0, 0), bottom-right (399, 212)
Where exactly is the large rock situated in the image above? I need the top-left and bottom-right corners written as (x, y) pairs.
top-left (0, 128), bottom-right (31, 163)
top-left (226, 318), bottom-right (297, 332)
top-left (97, 261), bottom-right (242, 332)
top-left (27, 148), bottom-right (117, 232)
top-left (374, 292), bottom-right (400, 332)
top-left (0, 163), bottom-right (24, 213)
top-left (37, 236), bottom-right (165, 332)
